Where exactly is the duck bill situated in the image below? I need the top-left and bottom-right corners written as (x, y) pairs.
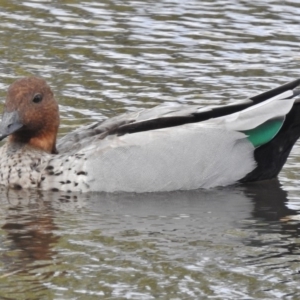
top-left (0, 111), bottom-right (23, 141)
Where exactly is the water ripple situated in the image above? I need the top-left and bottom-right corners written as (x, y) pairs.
top-left (0, 0), bottom-right (300, 299)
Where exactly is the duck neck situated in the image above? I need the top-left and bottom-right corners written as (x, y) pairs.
top-left (9, 130), bottom-right (58, 154)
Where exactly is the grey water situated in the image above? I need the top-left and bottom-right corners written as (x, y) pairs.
top-left (0, 0), bottom-right (300, 299)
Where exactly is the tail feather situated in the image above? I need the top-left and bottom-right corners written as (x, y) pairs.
top-left (203, 80), bottom-right (300, 132)
top-left (250, 78), bottom-right (300, 103)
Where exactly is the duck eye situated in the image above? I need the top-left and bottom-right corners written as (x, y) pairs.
top-left (32, 93), bottom-right (43, 103)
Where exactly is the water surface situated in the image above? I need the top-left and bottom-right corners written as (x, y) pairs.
top-left (0, 0), bottom-right (300, 299)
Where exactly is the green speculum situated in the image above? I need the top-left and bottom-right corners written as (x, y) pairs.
top-left (242, 118), bottom-right (284, 148)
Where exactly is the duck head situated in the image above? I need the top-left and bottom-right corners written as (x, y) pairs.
top-left (0, 77), bottom-right (60, 154)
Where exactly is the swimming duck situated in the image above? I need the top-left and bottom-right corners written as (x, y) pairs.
top-left (0, 77), bottom-right (300, 193)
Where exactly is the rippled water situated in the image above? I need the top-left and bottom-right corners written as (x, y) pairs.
top-left (0, 0), bottom-right (300, 299)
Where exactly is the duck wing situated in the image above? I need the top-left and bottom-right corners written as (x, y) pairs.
top-left (57, 78), bottom-right (300, 154)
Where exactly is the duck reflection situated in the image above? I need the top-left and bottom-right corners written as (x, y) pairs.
top-left (0, 189), bottom-right (59, 273)
top-left (243, 180), bottom-right (300, 258)
top-left (244, 179), bottom-right (299, 221)
top-left (0, 189), bottom-right (85, 277)
top-left (0, 180), bottom-right (298, 263)
top-left (0, 179), bottom-right (299, 295)
top-left (0, 188), bottom-right (89, 298)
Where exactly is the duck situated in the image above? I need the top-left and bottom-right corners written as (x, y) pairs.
top-left (0, 76), bottom-right (300, 193)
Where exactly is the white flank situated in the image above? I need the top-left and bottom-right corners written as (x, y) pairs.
top-left (84, 124), bottom-right (256, 192)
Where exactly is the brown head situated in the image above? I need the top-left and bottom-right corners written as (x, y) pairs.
top-left (0, 77), bottom-right (60, 154)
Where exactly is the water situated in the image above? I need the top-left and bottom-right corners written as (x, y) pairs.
top-left (0, 0), bottom-right (300, 299)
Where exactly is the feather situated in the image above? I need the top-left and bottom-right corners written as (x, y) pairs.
top-left (85, 125), bottom-right (256, 192)
top-left (202, 90), bottom-right (295, 131)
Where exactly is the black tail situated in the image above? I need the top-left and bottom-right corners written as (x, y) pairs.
top-left (250, 78), bottom-right (300, 103)
top-left (241, 101), bottom-right (300, 182)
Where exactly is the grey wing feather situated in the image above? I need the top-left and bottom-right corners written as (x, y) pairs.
top-left (56, 102), bottom-right (245, 154)
top-left (57, 104), bottom-right (207, 153)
